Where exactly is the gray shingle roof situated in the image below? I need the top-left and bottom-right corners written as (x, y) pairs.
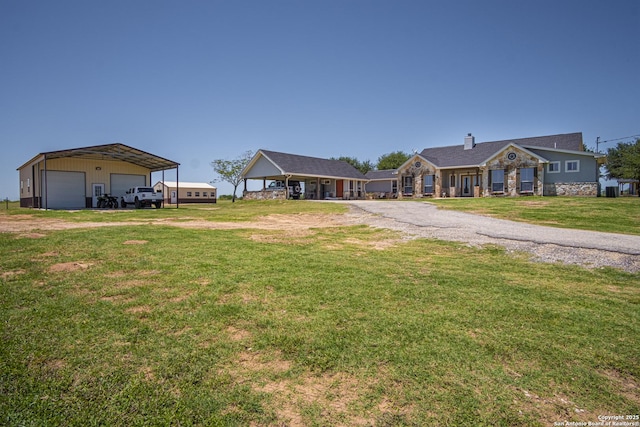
top-left (365, 169), bottom-right (396, 180)
top-left (260, 150), bottom-right (366, 179)
top-left (419, 132), bottom-right (583, 168)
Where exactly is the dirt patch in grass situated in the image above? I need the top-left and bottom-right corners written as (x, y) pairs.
top-left (123, 240), bottom-right (148, 245)
top-left (599, 369), bottom-right (640, 405)
top-left (220, 348), bottom-right (406, 426)
top-left (19, 232), bottom-right (47, 239)
top-left (126, 305), bottom-right (152, 315)
top-left (512, 386), bottom-right (590, 424)
top-left (226, 325), bottom-right (252, 342)
top-left (0, 212), bottom-right (350, 233)
top-left (1, 269), bottom-right (26, 279)
top-left (48, 261), bottom-right (94, 273)
top-left (249, 229), bottom-right (315, 244)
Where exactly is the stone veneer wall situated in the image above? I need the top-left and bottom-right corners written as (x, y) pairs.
top-left (243, 189), bottom-right (287, 200)
top-left (543, 182), bottom-right (598, 196)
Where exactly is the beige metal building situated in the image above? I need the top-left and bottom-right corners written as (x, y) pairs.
top-left (153, 181), bottom-right (217, 204)
top-left (17, 143), bottom-right (179, 209)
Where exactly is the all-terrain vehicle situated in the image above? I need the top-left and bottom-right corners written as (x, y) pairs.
top-left (96, 193), bottom-right (119, 209)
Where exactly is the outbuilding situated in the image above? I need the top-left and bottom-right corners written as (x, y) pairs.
top-left (154, 181), bottom-right (217, 204)
top-left (17, 143), bottom-right (179, 209)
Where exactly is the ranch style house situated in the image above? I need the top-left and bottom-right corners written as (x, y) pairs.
top-left (366, 132), bottom-right (606, 198)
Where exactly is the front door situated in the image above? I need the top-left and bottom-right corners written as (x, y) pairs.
top-left (92, 183), bottom-right (105, 207)
top-left (336, 180), bottom-right (344, 198)
top-left (171, 191), bottom-right (177, 204)
top-left (462, 176), bottom-right (472, 197)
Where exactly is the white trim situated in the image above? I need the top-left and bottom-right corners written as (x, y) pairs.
top-left (522, 145), bottom-right (605, 158)
top-left (565, 160), bottom-right (580, 173)
top-left (547, 161), bottom-right (561, 174)
top-left (479, 143), bottom-right (548, 167)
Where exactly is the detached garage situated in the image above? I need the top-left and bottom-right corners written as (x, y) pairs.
top-left (17, 143), bottom-right (179, 209)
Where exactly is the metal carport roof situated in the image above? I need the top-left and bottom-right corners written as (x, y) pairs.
top-left (18, 143), bottom-right (180, 171)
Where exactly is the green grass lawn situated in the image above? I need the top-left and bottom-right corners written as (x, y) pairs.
top-left (429, 196), bottom-right (640, 235)
top-left (1, 200), bottom-right (638, 426)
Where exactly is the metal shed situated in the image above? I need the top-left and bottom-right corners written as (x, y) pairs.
top-left (17, 143), bottom-right (180, 209)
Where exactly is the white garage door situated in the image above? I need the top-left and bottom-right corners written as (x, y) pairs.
top-left (41, 171), bottom-right (86, 209)
top-left (111, 174), bottom-right (146, 199)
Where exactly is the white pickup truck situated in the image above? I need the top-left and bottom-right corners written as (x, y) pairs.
top-left (120, 187), bottom-right (163, 209)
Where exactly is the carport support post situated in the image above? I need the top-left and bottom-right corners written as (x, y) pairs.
top-left (43, 155), bottom-right (48, 210)
top-left (285, 176), bottom-right (290, 199)
top-left (176, 166), bottom-right (179, 209)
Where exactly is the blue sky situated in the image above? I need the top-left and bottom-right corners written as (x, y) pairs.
top-left (1, 0), bottom-right (638, 198)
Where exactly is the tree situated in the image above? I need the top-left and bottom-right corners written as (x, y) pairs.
top-left (606, 139), bottom-right (640, 196)
top-left (211, 150), bottom-right (254, 203)
top-left (330, 156), bottom-right (374, 174)
top-left (377, 151), bottom-right (411, 170)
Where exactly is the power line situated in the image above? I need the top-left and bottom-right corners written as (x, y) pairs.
top-left (600, 134), bottom-right (640, 144)
top-left (596, 134), bottom-right (640, 153)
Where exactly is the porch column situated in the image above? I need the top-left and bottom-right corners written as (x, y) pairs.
top-left (397, 176), bottom-right (403, 199)
top-left (481, 168), bottom-right (489, 197)
top-left (537, 164), bottom-right (544, 196)
top-left (414, 174), bottom-right (423, 198)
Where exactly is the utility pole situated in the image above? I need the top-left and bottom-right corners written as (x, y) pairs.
top-left (596, 136), bottom-right (600, 153)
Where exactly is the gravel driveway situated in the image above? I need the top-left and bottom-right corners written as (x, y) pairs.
top-left (339, 200), bottom-right (640, 273)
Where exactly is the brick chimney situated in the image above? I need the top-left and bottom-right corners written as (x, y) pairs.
top-left (464, 133), bottom-right (475, 150)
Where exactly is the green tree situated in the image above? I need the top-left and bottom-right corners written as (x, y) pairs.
top-left (377, 151), bottom-right (411, 170)
top-left (211, 150), bottom-right (254, 202)
top-left (331, 156), bottom-right (374, 174)
top-left (606, 139), bottom-right (640, 196)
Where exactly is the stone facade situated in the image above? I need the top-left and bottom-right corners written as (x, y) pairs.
top-left (482, 148), bottom-right (543, 197)
top-left (543, 182), bottom-right (598, 196)
top-left (243, 189), bottom-right (287, 200)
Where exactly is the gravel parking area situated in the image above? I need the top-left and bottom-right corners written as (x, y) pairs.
top-left (340, 201), bottom-right (640, 273)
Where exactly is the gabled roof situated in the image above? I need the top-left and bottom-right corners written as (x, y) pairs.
top-left (156, 181), bottom-right (216, 189)
top-left (419, 132), bottom-right (584, 168)
top-left (18, 143), bottom-right (179, 171)
top-left (365, 169), bottom-right (396, 180)
top-left (397, 153), bottom-right (438, 171)
top-left (243, 149), bottom-right (367, 180)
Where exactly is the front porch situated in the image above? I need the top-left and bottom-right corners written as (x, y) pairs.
top-left (396, 165), bottom-right (545, 199)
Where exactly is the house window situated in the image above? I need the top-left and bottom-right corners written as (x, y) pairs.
top-left (203, 192), bottom-right (207, 197)
top-left (490, 170), bottom-right (505, 192)
top-left (187, 192), bottom-right (192, 197)
top-left (403, 176), bottom-right (413, 194)
top-left (566, 160), bottom-right (580, 172)
top-left (195, 192), bottom-right (200, 197)
top-left (392, 180), bottom-right (398, 194)
top-left (548, 161), bottom-right (560, 173)
top-left (520, 168), bottom-right (535, 193)
top-left (424, 175), bottom-right (434, 194)
top-left (449, 175), bottom-right (455, 188)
